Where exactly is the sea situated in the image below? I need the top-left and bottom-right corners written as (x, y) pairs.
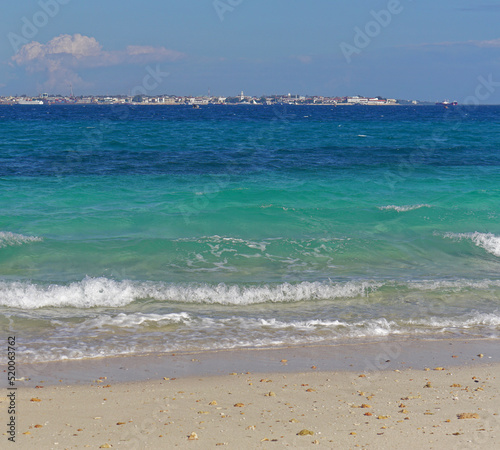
top-left (1, 104), bottom-right (499, 363)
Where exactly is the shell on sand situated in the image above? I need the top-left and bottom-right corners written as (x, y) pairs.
top-left (297, 429), bottom-right (314, 436)
top-left (457, 413), bottom-right (479, 419)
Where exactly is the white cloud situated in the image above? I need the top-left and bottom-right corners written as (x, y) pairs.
top-left (412, 37), bottom-right (500, 49)
top-left (12, 34), bottom-right (185, 91)
top-left (474, 38), bottom-right (500, 48)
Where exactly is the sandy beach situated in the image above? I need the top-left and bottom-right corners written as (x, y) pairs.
top-left (3, 339), bottom-right (499, 449)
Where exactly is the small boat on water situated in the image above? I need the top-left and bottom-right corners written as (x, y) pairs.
top-left (192, 104), bottom-right (200, 109)
top-left (436, 100), bottom-right (458, 106)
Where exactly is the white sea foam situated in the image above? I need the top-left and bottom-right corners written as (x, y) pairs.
top-left (409, 279), bottom-right (500, 291)
top-left (71, 312), bottom-right (192, 329)
top-left (3, 276), bottom-right (500, 309)
top-left (0, 231), bottom-right (43, 248)
top-left (406, 313), bottom-right (500, 329)
top-left (16, 311), bottom-right (500, 362)
top-left (253, 317), bottom-right (399, 337)
top-left (0, 277), bottom-right (143, 309)
top-left (0, 277), bottom-right (382, 309)
top-left (444, 232), bottom-right (500, 257)
top-left (378, 204), bottom-right (431, 212)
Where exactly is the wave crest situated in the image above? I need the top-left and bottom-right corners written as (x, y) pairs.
top-left (0, 277), bottom-right (382, 309)
top-left (444, 232), bottom-right (500, 257)
top-left (378, 204), bottom-right (431, 212)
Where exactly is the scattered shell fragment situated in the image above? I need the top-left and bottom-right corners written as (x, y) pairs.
top-left (434, 367), bottom-right (445, 371)
top-left (246, 425), bottom-right (256, 430)
top-left (360, 404), bottom-right (371, 408)
top-left (209, 401), bottom-right (217, 405)
top-left (281, 359), bottom-right (287, 363)
top-left (478, 354), bottom-right (484, 358)
top-left (116, 422), bottom-right (126, 425)
top-left (450, 384), bottom-right (461, 388)
top-left (99, 445), bottom-right (112, 449)
top-left (297, 429), bottom-right (314, 436)
top-left (377, 415), bottom-right (390, 420)
top-left (30, 398), bottom-right (41, 402)
top-left (234, 403), bottom-right (245, 407)
top-left (34, 424), bottom-right (43, 428)
top-left (424, 382), bottom-right (432, 388)
top-left (289, 418), bottom-right (299, 423)
top-left (265, 391), bottom-right (276, 397)
top-left (457, 413), bottom-right (479, 419)
top-left (188, 432), bottom-right (199, 440)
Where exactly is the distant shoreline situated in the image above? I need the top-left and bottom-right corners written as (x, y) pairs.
top-left (0, 102), bottom-right (477, 106)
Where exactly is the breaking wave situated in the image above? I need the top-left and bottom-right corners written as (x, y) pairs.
top-left (444, 232), bottom-right (500, 257)
top-left (3, 276), bottom-right (500, 309)
top-left (0, 277), bottom-right (382, 309)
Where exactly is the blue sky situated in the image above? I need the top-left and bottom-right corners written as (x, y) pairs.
top-left (1, 0), bottom-right (499, 102)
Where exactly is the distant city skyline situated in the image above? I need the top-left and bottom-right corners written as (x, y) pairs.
top-left (1, 0), bottom-right (500, 103)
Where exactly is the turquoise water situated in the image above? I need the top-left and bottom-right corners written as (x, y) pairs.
top-left (1, 104), bottom-right (500, 361)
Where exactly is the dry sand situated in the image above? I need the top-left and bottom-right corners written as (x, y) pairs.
top-left (3, 340), bottom-right (500, 449)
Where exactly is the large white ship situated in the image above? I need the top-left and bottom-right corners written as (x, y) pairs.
top-left (17, 99), bottom-right (44, 105)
